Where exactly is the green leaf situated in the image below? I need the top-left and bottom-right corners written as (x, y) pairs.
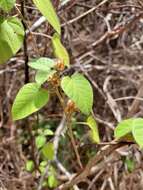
top-left (61, 73), bottom-right (93, 115)
top-left (25, 160), bottom-right (35, 172)
top-left (32, 0), bottom-right (61, 34)
top-left (48, 175), bottom-right (58, 188)
top-left (35, 70), bottom-right (56, 85)
top-left (41, 142), bottom-right (54, 160)
top-left (36, 135), bottom-right (46, 149)
top-left (0, 40), bottom-right (13, 64)
top-left (0, 0), bottom-right (15, 12)
top-left (12, 83), bottom-right (49, 120)
top-left (115, 118), bottom-right (143, 147)
top-left (0, 17), bottom-right (24, 52)
top-left (0, 17), bottom-right (24, 64)
top-left (52, 33), bottom-right (70, 66)
top-left (86, 116), bottom-right (100, 143)
top-left (39, 161), bottom-right (47, 173)
top-left (132, 118), bottom-right (143, 147)
top-left (43, 129), bottom-right (54, 136)
top-left (125, 158), bottom-right (135, 172)
top-left (28, 58), bottom-right (55, 72)
top-left (114, 119), bottom-right (134, 139)
top-left (28, 58), bottom-right (56, 84)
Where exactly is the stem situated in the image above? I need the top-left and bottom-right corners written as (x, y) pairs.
top-left (27, 123), bottom-right (40, 173)
top-left (67, 114), bottom-right (83, 169)
top-left (55, 88), bottom-right (82, 169)
top-left (21, 0), bottom-right (29, 83)
top-left (55, 87), bottom-right (65, 110)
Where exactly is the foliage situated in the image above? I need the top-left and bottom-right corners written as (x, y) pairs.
top-left (2, 0), bottom-right (143, 189)
top-left (0, 0), bottom-right (15, 12)
top-left (52, 33), bottom-right (70, 66)
top-left (61, 73), bottom-right (93, 115)
top-left (12, 83), bottom-right (49, 120)
top-left (115, 118), bottom-right (143, 147)
top-left (41, 142), bottom-right (54, 160)
top-left (33, 0), bottom-right (61, 34)
top-left (0, 17), bottom-right (24, 64)
top-left (25, 160), bottom-right (35, 172)
top-left (86, 116), bottom-right (100, 143)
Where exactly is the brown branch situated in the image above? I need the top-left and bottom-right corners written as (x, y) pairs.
top-left (21, 0), bottom-right (29, 83)
top-left (127, 80), bottom-right (143, 118)
top-left (92, 12), bottom-right (143, 47)
top-left (58, 141), bottom-right (133, 189)
top-left (67, 115), bottom-right (83, 169)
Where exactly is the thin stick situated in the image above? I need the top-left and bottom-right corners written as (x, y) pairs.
top-left (67, 115), bottom-right (83, 169)
top-left (21, 0), bottom-right (29, 83)
top-left (58, 141), bottom-right (133, 189)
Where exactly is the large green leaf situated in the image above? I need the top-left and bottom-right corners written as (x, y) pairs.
top-left (33, 0), bottom-right (61, 34)
top-left (61, 73), bottom-right (93, 115)
top-left (52, 33), bottom-right (70, 66)
top-left (86, 116), bottom-right (100, 143)
top-left (12, 83), bottom-right (49, 120)
top-left (0, 17), bottom-right (24, 64)
top-left (114, 119), bottom-right (134, 139)
top-left (132, 118), bottom-right (143, 147)
top-left (0, 0), bottom-right (15, 12)
top-left (28, 58), bottom-right (55, 71)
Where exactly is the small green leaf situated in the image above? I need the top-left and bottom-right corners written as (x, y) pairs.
top-left (114, 119), bottom-right (134, 139)
top-left (0, 0), bottom-right (15, 12)
top-left (125, 158), bottom-right (135, 172)
top-left (61, 73), bottom-right (93, 115)
top-left (39, 161), bottom-right (47, 173)
top-left (42, 142), bottom-right (54, 160)
top-left (35, 70), bottom-right (56, 84)
top-left (36, 135), bottom-right (46, 149)
top-left (132, 118), bottom-right (143, 147)
top-left (48, 175), bottom-right (58, 188)
top-left (25, 160), bottom-right (35, 172)
top-left (52, 33), bottom-right (70, 66)
top-left (43, 129), bottom-right (54, 136)
top-left (32, 0), bottom-right (61, 34)
top-left (86, 116), bottom-right (100, 143)
top-left (28, 58), bottom-right (55, 71)
top-left (29, 58), bottom-right (57, 84)
top-left (12, 83), bottom-right (49, 120)
top-left (0, 17), bottom-right (24, 64)
top-left (40, 161), bottom-right (47, 167)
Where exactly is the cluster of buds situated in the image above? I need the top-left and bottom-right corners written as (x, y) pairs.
top-left (48, 73), bottom-right (60, 87)
top-left (65, 100), bottom-right (78, 115)
top-left (54, 59), bottom-right (65, 71)
top-left (47, 59), bottom-right (65, 87)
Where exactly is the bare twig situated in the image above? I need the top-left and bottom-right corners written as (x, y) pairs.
top-left (58, 141), bottom-right (133, 189)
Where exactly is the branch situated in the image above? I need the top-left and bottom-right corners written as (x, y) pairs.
top-left (58, 141), bottom-right (133, 189)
